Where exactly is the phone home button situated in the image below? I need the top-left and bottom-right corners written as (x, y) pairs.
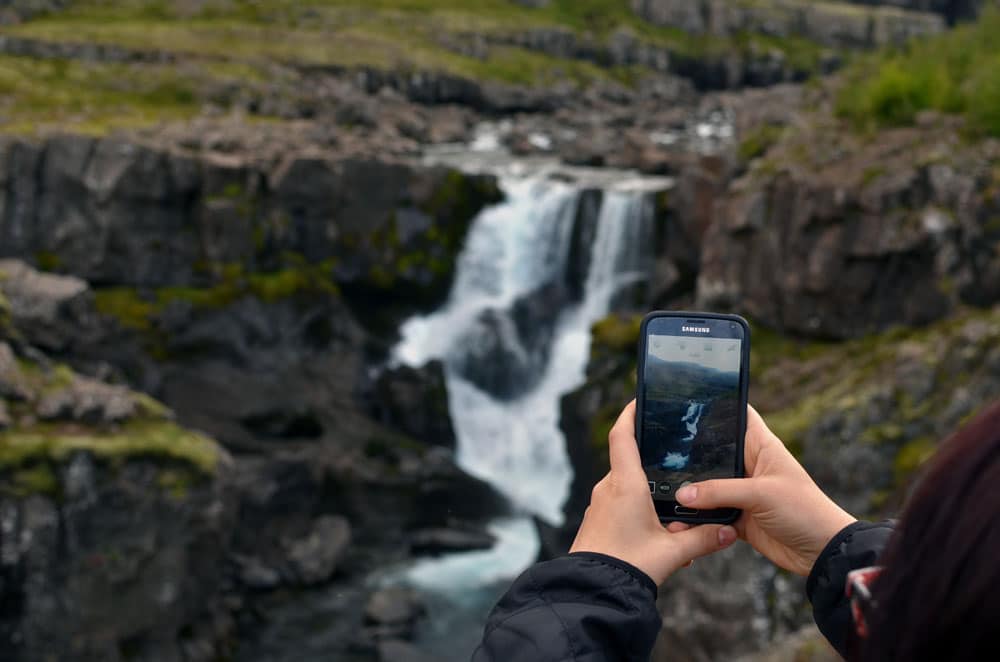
top-left (674, 506), bottom-right (698, 516)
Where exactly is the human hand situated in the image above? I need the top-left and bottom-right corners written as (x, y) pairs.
top-left (675, 405), bottom-right (856, 576)
top-left (570, 401), bottom-right (738, 585)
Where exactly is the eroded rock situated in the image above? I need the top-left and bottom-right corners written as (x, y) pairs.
top-left (36, 376), bottom-right (137, 424)
top-left (284, 515), bottom-right (352, 586)
top-left (0, 259), bottom-right (93, 351)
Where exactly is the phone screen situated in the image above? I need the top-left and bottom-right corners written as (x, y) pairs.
top-left (640, 325), bottom-right (744, 502)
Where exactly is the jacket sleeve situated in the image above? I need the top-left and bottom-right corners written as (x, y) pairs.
top-left (806, 520), bottom-right (896, 658)
top-left (472, 552), bottom-right (661, 662)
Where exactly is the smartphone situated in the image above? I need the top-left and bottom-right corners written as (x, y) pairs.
top-left (635, 311), bottom-right (750, 524)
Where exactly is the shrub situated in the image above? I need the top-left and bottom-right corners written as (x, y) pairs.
top-left (836, 7), bottom-right (1000, 136)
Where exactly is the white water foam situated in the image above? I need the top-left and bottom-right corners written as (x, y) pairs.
top-left (392, 174), bottom-right (652, 596)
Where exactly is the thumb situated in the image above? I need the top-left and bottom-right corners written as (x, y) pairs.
top-left (665, 524), bottom-right (738, 566)
top-left (675, 478), bottom-right (759, 511)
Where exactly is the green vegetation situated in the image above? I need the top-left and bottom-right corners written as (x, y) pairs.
top-left (34, 251), bottom-right (62, 272)
top-left (0, 53), bottom-right (237, 134)
top-left (837, 8), bottom-right (1000, 135)
top-left (591, 313), bottom-right (643, 354)
top-left (0, 419), bottom-right (219, 474)
top-left (765, 305), bottom-right (1000, 477)
top-left (0, 0), bottom-right (831, 132)
top-left (6, 463), bottom-right (60, 498)
top-left (0, 336), bottom-right (222, 497)
top-left (738, 124), bottom-right (786, 163)
top-left (893, 436), bottom-right (935, 483)
top-left (94, 259), bottom-right (339, 331)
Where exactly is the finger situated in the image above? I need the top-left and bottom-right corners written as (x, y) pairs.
top-left (608, 400), bottom-right (643, 479)
top-left (666, 524), bottom-right (738, 565)
top-left (744, 404), bottom-right (769, 474)
top-left (666, 521), bottom-right (690, 533)
top-left (675, 478), bottom-right (758, 511)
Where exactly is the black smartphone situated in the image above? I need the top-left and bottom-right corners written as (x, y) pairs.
top-left (635, 311), bottom-right (750, 524)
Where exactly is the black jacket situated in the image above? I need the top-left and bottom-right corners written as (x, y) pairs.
top-left (472, 521), bottom-right (895, 661)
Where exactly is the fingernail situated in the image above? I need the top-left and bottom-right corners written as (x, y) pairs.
top-left (676, 485), bottom-right (697, 503)
top-left (718, 526), bottom-right (737, 546)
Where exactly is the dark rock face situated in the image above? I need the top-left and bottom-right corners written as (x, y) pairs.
top-left (782, 312), bottom-right (1000, 517)
top-left (0, 133), bottom-right (509, 661)
top-left (697, 142), bottom-right (1000, 339)
top-left (0, 454), bottom-right (238, 662)
top-left (0, 135), bottom-right (500, 315)
top-left (452, 282), bottom-right (570, 399)
top-left (565, 189), bottom-right (603, 302)
top-left (630, 0), bottom-right (945, 49)
top-left (369, 360), bottom-right (456, 449)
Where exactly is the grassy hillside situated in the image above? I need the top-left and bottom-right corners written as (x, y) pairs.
top-left (837, 7), bottom-right (1000, 135)
top-left (0, 0), bottom-right (826, 134)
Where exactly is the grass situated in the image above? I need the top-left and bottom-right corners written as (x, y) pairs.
top-left (0, 53), bottom-right (260, 134)
top-left (836, 7), bottom-right (1000, 136)
top-left (0, 0), bottom-right (836, 133)
top-left (0, 419), bottom-right (220, 474)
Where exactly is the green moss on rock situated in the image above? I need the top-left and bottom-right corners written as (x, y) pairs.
top-left (738, 124), bottom-right (785, 163)
top-left (894, 436), bottom-right (935, 484)
top-left (94, 259), bottom-right (340, 331)
top-left (0, 419), bottom-right (220, 475)
top-left (591, 313), bottom-right (643, 354)
top-left (5, 463), bottom-right (60, 498)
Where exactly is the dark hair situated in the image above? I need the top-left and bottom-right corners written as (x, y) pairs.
top-left (860, 400), bottom-right (1000, 661)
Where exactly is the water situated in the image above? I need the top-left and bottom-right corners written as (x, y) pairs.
top-left (661, 401), bottom-right (705, 469)
top-left (391, 170), bottom-right (655, 658)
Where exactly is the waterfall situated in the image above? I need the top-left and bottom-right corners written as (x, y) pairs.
top-left (388, 173), bottom-right (653, 658)
top-left (682, 401), bottom-right (705, 442)
top-left (660, 401), bottom-right (704, 469)
top-left (395, 177), bottom-right (650, 526)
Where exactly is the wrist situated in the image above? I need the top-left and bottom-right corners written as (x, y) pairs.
top-left (803, 511), bottom-right (858, 574)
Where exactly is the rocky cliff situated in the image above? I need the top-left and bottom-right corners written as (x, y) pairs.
top-left (630, 0), bottom-right (949, 47)
top-left (0, 131), bottom-right (507, 660)
top-left (556, 72), bottom-right (1000, 662)
top-left (0, 262), bottom-right (236, 662)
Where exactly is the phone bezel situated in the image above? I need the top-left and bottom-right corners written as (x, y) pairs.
top-left (634, 310), bottom-right (750, 525)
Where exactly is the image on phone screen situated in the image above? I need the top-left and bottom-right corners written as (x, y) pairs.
top-left (641, 333), bottom-right (742, 495)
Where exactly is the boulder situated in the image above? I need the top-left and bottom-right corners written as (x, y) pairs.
top-left (364, 586), bottom-right (426, 640)
top-left (369, 360), bottom-right (456, 449)
top-left (35, 376), bottom-right (138, 424)
top-left (451, 281), bottom-right (571, 400)
top-left (451, 308), bottom-right (534, 399)
top-left (284, 515), bottom-right (352, 586)
top-left (0, 259), bottom-right (94, 351)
